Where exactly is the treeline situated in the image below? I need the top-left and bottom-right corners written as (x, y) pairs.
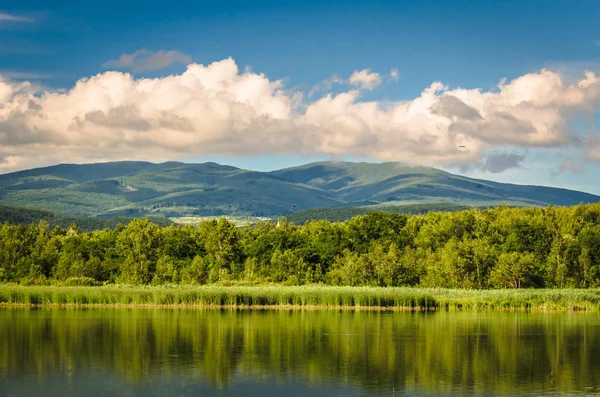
top-left (1, 203), bottom-right (600, 288)
top-left (286, 203), bottom-right (473, 223)
top-left (0, 204), bottom-right (172, 231)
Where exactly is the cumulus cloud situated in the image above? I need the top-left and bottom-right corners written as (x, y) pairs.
top-left (2, 59), bottom-right (600, 173)
top-left (102, 49), bottom-right (192, 72)
top-left (349, 69), bottom-right (382, 90)
top-left (480, 153), bottom-right (526, 173)
top-left (390, 68), bottom-right (399, 81)
top-left (431, 95), bottom-right (482, 121)
top-left (311, 69), bottom-right (383, 96)
top-left (0, 12), bottom-right (33, 23)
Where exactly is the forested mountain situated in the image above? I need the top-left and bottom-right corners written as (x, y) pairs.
top-left (0, 161), bottom-right (598, 218)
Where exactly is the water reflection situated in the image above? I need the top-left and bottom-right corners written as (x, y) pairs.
top-left (1, 308), bottom-right (600, 396)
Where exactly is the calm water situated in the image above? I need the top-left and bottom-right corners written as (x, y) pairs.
top-left (1, 309), bottom-right (600, 396)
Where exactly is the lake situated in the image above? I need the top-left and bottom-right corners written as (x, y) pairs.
top-left (1, 308), bottom-right (600, 396)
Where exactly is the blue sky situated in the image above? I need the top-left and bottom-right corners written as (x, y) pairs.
top-left (2, 0), bottom-right (600, 193)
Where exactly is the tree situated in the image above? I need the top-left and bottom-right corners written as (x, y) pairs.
top-left (489, 252), bottom-right (537, 289)
top-left (545, 238), bottom-right (569, 288)
top-left (578, 248), bottom-right (597, 288)
top-left (328, 250), bottom-right (375, 286)
top-left (201, 218), bottom-right (243, 277)
top-left (370, 242), bottom-right (401, 287)
top-left (181, 255), bottom-right (209, 285)
top-left (345, 212), bottom-right (407, 254)
top-left (152, 255), bottom-right (176, 284)
top-left (116, 219), bottom-right (161, 284)
top-left (270, 249), bottom-right (307, 284)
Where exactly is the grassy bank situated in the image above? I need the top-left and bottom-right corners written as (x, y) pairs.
top-left (2, 285), bottom-right (600, 310)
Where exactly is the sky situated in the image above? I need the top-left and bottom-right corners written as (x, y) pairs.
top-left (1, 0), bottom-right (600, 193)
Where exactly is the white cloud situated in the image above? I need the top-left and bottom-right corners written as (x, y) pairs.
top-left (312, 69), bottom-right (389, 97)
top-left (102, 49), bottom-right (192, 72)
top-left (2, 59), bottom-right (600, 173)
top-left (390, 68), bottom-right (399, 81)
top-left (309, 74), bottom-right (344, 97)
top-left (0, 12), bottom-right (33, 23)
top-left (349, 69), bottom-right (382, 90)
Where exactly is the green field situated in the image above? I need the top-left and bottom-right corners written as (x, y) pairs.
top-left (2, 285), bottom-right (600, 311)
top-left (170, 215), bottom-right (271, 227)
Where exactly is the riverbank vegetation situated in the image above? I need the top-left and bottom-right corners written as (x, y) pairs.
top-left (1, 203), bottom-right (600, 289)
top-left (2, 285), bottom-right (600, 310)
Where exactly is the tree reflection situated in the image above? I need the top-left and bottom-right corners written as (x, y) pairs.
top-left (1, 309), bottom-right (600, 395)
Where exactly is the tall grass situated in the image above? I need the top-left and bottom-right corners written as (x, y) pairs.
top-left (427, 288), bottom-right (600, 311)
top-left (1, 285), bottom-right (600, 310)
top-left (0, 285), bottom-right (435, 309)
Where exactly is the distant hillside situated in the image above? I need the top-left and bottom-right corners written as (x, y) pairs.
top-left (0, 160), bottom-right (597, 218)
top-left (0, 204), bottom-right (172, 231)
top-left (271, 162), bottom-right (598, 207)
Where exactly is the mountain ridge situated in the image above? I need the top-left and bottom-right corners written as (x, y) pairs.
top-left (0, 160), bottom-right (597, 218)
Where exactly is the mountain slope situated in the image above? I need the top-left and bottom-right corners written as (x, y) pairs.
top-left (0, 161), bottom-right (597, 217)
top-left (272, 162), bottom-right (598, 207)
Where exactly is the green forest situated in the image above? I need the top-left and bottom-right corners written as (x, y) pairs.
top-left (285, 203), bottom-right (474, 223)
top-left (0, 204), bottom-right (172, 231)
top-left (1, 203), bottom-right (600, 289)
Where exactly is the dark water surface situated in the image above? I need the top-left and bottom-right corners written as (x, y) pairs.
top-left (1, 308), bottom-right (600, 396)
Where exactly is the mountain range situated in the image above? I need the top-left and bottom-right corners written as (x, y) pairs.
top-left (0, 161), bottom-right (598, 219)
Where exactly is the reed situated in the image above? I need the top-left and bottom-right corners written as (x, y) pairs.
top-left (1, 285), bottom-right (599, 310)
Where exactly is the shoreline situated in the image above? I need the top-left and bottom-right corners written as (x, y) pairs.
top-left (0, 302), bottom-right (425, 311)
top-left (2, 285), bottom-right (600, 311)
top-left (0, 303), bottom-right (592, 311)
